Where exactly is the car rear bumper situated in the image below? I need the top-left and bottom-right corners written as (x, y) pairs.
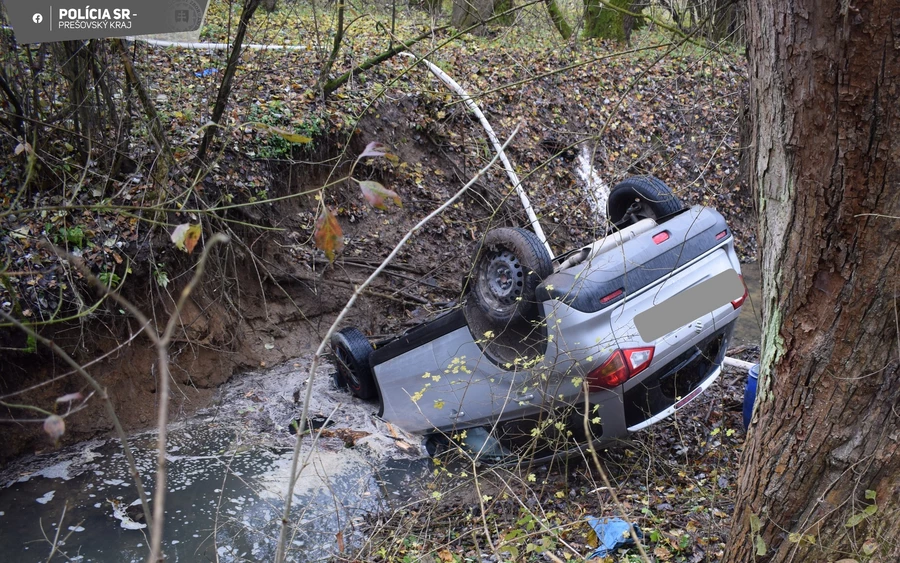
top-left (623, 324), bottom-right (731, 430)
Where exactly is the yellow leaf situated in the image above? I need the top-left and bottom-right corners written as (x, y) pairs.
top-left (171, 223), bottom-right (202, 254)
top-left (257, 122), bottom-right (312, 144)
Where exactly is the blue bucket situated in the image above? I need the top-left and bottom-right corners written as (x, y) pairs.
top-left (743, 364), bottom-right (759, 429)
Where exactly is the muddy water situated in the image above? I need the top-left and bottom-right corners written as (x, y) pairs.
top-left (0, 360), bottom-right (430, 562)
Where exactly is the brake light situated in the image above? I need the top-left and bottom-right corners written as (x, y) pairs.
top-left (587, 347), bottom-right (655, 390)
top-left (731, 275), bottom-right (748, 309)
top-left (600, 288), bottom-right (624, 304)
top-left (716, 229), bottom-right (728, 240)
top-left (652, 231), bottom-right (670, 244)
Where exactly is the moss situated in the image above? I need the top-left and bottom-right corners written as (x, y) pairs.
top-left (584, 0), bottom-right (636, 42)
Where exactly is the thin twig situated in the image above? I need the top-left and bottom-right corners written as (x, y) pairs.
top-left (0, 321), bottom-right (149, 401)
top-left (583, 384), bottom-right (651, 563)
top-left (44, 501), bottom-right (68, 562)
top-left (42, 233), bottom-right (230, 563)
top-left (146, 233), bottom-right (230, 563)
top-left (273, 125), bottom-right (522, 563)
top-left (0, 309), bottom-right (155, 534)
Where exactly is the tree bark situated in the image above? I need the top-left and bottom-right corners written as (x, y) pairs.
top-left (415, 0), bottom-right (443, 15)
top-left (544, 0), bottom-right (572, 40)
top-left (583, 0), bottom-right (640, 42)
top-left (315, 0), bottom-right (345, 95)
top-left (451, 0), bottom-right (512, 34)
top-left (725, 1), bottom-right (900, 561)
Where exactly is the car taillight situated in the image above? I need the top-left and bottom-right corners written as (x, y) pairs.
top-left (587, 347), bottom-right (655, 390)
top-left (732, 274), bottom-right (748, 309)
top-left (623, 347), bottom-right (654, 375)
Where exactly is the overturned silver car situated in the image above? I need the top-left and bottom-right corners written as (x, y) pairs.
top-left (331, 176), bottom-right (746, 460)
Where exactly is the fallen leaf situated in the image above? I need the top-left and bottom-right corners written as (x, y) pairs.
top-left (252, 122), bottom-right (312, 144)
top-left (862, 538), bottom-right (877, 555)
top-left (267, 125), bottom-right (312, 144)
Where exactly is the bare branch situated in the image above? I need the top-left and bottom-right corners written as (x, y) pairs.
top-left (273, 125), bottom-right (523, 563)
top-left (0, 309), bottom-right (155, 533)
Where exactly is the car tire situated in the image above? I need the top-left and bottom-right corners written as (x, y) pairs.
top-left (472, 227), bottom-right (553, 324)
top-left (331, 327), bottom-right (377, 400)
top-left (606, 176), bottom-right (683, 224)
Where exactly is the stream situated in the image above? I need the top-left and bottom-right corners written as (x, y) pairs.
top-left (0, 360), bottom-right (431, 562)
top-left (0, 263), bottom-right (761, 562)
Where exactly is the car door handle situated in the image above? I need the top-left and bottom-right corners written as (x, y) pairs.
top-left (515, 393), bottom-right (535, 402)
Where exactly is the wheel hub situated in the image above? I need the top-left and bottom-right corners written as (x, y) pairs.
top-left (483, 250), bottom-right (523, 304)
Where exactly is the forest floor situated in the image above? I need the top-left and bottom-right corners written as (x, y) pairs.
top-left (1, 3), bottom-right (758, 560)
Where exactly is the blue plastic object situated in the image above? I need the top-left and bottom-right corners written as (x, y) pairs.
top-left (195, 68), bottom-right (218, 77)
top-left (743, 363), bottom-right (759, 429)
top-left (586, 516), bottom-right (642, 558)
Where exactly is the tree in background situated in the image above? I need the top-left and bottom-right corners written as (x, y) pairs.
top-left (544, 0), bottom-right (573, 39)
top-left (725, 0), bottom-right (899, 560)
top-left (583, 0), bottom-right (642, 43)
top-left (451, 0), bottom-right (514, 33)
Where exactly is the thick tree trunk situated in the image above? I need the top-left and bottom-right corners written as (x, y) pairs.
top-left (544, 0), bottom-right (572, 40)
top-left (583, 0), bottom-right (640, 42)
top-left (725, 1), bottom-right (900, 561)
top-left (451, 0), bottom-right (512, 34)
